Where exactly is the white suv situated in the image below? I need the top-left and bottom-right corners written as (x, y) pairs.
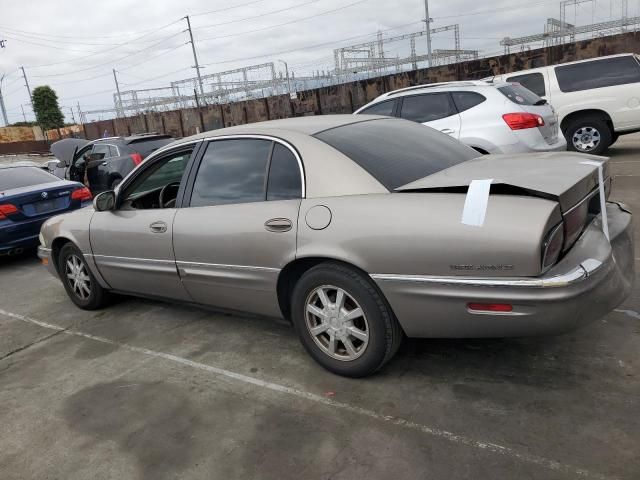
top-left (354, 80), bottom-right (566, 155)
top-left (492, 53), bottom-right (640, 155)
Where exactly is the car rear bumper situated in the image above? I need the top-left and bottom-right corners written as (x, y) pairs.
top-left (499, 129), bottom-right (567, 154)
top-left (0, 218), bottom-right (46, 253)
top-left (372, 202), bottom-right (634, 338)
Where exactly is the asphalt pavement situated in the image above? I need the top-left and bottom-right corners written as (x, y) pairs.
top-left (1, 136), bottom-right (639, 480)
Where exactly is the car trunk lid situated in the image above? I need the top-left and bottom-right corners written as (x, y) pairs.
top-left (395, 152), bottom-right (608, 213)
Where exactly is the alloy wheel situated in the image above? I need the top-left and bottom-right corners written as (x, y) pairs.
top-left (65, 254), bottom-right (91, 300)
top-left (572, 126), bottom-right (601, 152)
top-left (305, 285), bottom-right (369, 361)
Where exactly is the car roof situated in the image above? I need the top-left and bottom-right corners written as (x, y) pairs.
top-left (377, 80), bottom-right (507, 99)
top-left (170, 115), bottom-right (384, 146)
top-left (91, 133), bottom-right (172, 145)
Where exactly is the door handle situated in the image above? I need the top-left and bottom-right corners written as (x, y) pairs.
top-left (264, 218), bottom-right (292, 232)
top-left (101, 161), bottom-right (108, 166)
top-left (440, 128), bottom-right (455, 134)
top-left (149, 221), bottom-right (167, 233)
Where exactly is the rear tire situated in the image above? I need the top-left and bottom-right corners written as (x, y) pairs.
top-left (58, 243), bottom-right (111, 310)
top-left (564, 115), bottom-right (612, 155)
top-left (291, 262), bottom-right (402, 377)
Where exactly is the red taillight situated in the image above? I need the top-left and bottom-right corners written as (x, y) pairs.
top-left (468, 303), bottom-right (513, 313)
top-left (541, 223), bottom-right (564, 272)
top-left (130, 153), bottom-right (143, 166)
top-left (502, 113), bottom-right (545, 130)
top-left (0, 203), bottom-right (18, 220)
top-left (71, 187), bottom-right (92, 202)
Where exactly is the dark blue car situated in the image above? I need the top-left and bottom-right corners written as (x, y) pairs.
top-left (0, 163), bottom-right (92, 256)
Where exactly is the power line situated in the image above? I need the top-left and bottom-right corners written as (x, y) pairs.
top-left (0, 25), bottom-right (171, 47)
top-left (190, 0), bottom-right (268, 17)
top-left (199, 0), bottom-right (372, 42)
top-left (24, 19), bottom-right (183, 69)
top-left (194, 0), bottom-right (321, 30)
top-left (433, 0), bottom-right (559, 19)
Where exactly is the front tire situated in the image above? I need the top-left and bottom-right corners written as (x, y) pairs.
top-left (565, 116), bottom-right (612, 155)
top-left (291, 262), bottom-right (402, 377)
top-left (58, 243), bottom-right (111, 310)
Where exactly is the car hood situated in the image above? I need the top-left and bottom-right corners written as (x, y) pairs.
top-left (395, 152), bottom-right (608, 212)
top-left (50, 138), bottom-right (90, 164)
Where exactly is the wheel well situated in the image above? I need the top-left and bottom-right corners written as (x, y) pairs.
top-left (560, 109), bottom-right (613, 134)
top-left (276, 257), bottom-right (372, 321)
top-left (51, 237), bottom-right (72, 274)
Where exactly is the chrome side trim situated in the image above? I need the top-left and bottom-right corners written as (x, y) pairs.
top-left (88, 254), bottom-right (175, 265)
top-left (370, 259), bottom-right (603, 289)
top-left (176, 260), bottom-right (280, 273)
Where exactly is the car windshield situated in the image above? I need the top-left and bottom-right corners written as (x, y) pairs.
top-left (497, 84), bottom-right (543, 105)
top-left (314, 118), bottom-right (478, 190)
top-left (0, 167), bottom-right (58, 191)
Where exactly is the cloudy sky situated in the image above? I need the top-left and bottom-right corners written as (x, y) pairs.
top-left (0, 0), bottom-right (636, 124)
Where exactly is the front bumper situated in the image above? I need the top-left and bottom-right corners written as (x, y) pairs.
top-left (37, 246), bottom-right (59, 277)
top-left (372, 202), bottom-right (634, 338)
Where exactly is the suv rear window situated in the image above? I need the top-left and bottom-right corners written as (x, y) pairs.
top-left (0, 167), bottom-right (57, 191)
top-left (128, 138), bottom-right (173, 157)
top-left (314, 118), bottom-right (478, 190)
top-left (497, 84), bottom-right (543, 106)
top-left (555, 56), bottom-right (640, 92)
top-left (506, 72), bottom-right (546, 97)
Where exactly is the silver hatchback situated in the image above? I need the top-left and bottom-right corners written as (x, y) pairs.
top-left (355, 80), bottom-right (567, 155)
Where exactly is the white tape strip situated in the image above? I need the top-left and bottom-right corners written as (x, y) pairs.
top-left (461, 179), bottom-right (493, 227)
top-left (581, 161), bottom-right (610, 241)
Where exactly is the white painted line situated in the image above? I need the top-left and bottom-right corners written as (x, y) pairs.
top-left (0, 308), bottom-right (615, 480)
top-left (614, 309), bottom-right (640, 320)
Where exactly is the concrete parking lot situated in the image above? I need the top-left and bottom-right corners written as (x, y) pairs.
top-left (1, 138), bottom-right (639, 480)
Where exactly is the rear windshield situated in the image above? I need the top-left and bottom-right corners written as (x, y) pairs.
top-left (128, 138), bottom-right (173, 157)
top-left (314, 118), bottom-right (478, 190)
top-left (0, 167), bottom-right (57, 191)
top-left (498, 84), bottom-right (543, 105)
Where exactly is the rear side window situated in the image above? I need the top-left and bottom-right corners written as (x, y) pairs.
top-left (130, 138), bottom-right (174, 157)
top-left (190, 139), bottom-right (271, 207)
top-left (359, 100), bottom-right (396, 116)
top-left (555, 56), bottom-right (640, 92)
top-left (506, 72), bottom-right (546, 97)
top-left (267, 144), bottom-right (302, 201)
top-left (399, 93), bottom-right (457, 123)
top-left (108, 145), bottom-right (119, 157)
top-left (314, 118), bottom-right (478, 190)
top-left (498, 84), bottom-right (542, 105)
top-left (0, 167), bottom-right (57, 191)
top-left (91, 144), bottom-right (110, 159)
top-left (451, 91), bottom-right (486, 113)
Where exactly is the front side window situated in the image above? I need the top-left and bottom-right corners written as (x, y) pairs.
top-left (399, 93), bottom-right (457, 123)
top-left (267, 144), bottom-right (302, 201)
top-left (555, 56), bottom-right (640, 92)
top-left (506, 72), bottom-right (546, 97)
top-left (360, 100), bottom-right (396, 116)
top-left (123, 149), bottom-right (192, 208)
top-left (190, 139), bottom-right (271, 207)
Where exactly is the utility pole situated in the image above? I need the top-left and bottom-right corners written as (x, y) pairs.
top-left (77, 102), bottom-right (84, 124)
top-left (20, 66), bottom-right (32, 104)
top-left (278, 60), bottom-right (292, 95)
top-left (184, 15), bottom-right (205, 98)
top-left (423, 0), bottom-right (433, 68)
top-left (0, 74), bottom-right (9, 126)
top-left (20, 105), bottom-right (27, 123)
top-left (67, 107), bottom-right (76, 124)
top-left (112, 68), bottom-right (123, 118)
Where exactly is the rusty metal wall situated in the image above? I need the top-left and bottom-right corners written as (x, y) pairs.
top-left (79, 32), bottom-right (640, 140)
top-left (0, 140), bottom-right (50, 155)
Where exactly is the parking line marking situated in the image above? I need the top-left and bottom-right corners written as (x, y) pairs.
top-left (0, 308), bottom-right (615, 480)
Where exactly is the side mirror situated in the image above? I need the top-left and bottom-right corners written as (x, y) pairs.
top-left (93, 191), bottom-right (116, 212)
top-left (44, 159), bottom-right (60, 172)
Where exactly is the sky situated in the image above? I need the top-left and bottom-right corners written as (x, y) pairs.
top-left (0, 0), bottom-right (636, 124)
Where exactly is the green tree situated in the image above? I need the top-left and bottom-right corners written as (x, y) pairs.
top-left (31, 85), bottom-right (64, 130)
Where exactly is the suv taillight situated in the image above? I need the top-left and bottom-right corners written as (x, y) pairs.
top-left (130, 153), bottom-right (143, 166)
top-left (0, 203), bottom-right (18, 220)
top-left (71, 187), bottom-right (92, 202)
top-left (502, 113), bottom-right (545, 130)
top-left (542, 223), bottom-right (564, 272)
